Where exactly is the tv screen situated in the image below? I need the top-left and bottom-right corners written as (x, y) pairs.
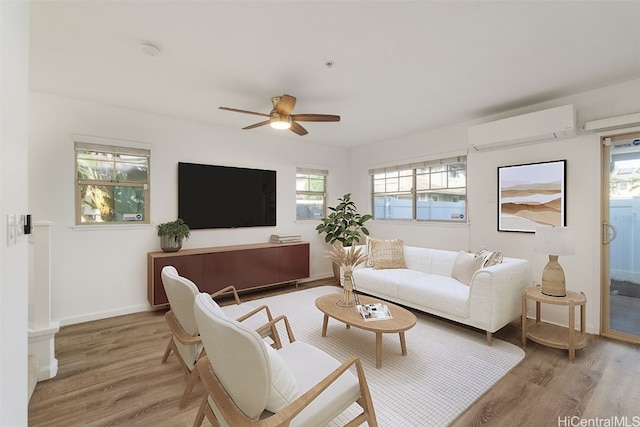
top-left (178, 162), bottom-right (276, 229)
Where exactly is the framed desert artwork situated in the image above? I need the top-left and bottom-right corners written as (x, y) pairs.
top-left (497, 160), bottom-right (566, 232)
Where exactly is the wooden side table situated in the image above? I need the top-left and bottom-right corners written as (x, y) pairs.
top-left (521, 286), bottom-right (587, 361)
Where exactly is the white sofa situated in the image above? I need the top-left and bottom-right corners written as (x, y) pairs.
top-left (352, 244), bottom-right (533, 344)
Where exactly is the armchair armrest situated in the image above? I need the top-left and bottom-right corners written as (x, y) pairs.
top-left (165, 311), bottom-right (201, 346)
top-left (210, 285), bottom-right (242, 305)
top-left (235, 304), bottom-right (274, 322)
top-left (255, 314), bottom-right (296, 346)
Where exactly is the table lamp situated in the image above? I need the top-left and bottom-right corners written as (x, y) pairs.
top-left (534, 225), bottom-right (575, 297)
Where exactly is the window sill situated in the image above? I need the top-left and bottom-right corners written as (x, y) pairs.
top-left (70, 223), bottom-right (154, 231)
top-left (371, 219), bottom-right (469, 228)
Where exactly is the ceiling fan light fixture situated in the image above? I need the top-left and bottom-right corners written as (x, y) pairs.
top-left (270, 113), bottom-right (291, 130)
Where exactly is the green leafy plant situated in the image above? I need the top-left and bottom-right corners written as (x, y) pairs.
top-left (315, 193), bottom-right (372, 247)
top-left (156, 218), bottom-right (191, 240)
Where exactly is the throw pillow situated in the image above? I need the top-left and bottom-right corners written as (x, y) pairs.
top-left (265, 345), bottom-right (299, 412)
top-left (370, 238), bottom-right (406, 269)
top-left (365, 236), bottom-right (374, 267)
top-left (452, 251), bottom-right (484, 285)
top-left (475, 246), bottom-right (504, 268)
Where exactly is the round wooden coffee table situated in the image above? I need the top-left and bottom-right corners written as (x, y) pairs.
top-left (315, 293), bottom-right (417, 368)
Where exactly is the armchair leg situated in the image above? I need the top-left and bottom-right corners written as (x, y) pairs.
top-left (354, 359), bottom-right (378, 427)
top-left (193, 395), bottom-right (207, 427)
top-left (194, 395), bottom-right (220, 427)
top-left (179, 368), bottom-right (200, 409)
top-left (486, 331), bottom-right (493, 346)
top-left (161, 338), bottom-right (173, 363)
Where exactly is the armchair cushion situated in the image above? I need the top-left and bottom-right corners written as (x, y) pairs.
top-left (278, 341), bottom-right (361, 426)
top-left (265, 345), bottom-right (299, 412)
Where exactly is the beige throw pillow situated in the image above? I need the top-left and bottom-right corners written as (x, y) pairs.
top-left (475, 246), bottom-right (503, 268)
top-left (370, 238), bottom-right (406, 269)
top-left (452, 251), bottom-right (484, 285)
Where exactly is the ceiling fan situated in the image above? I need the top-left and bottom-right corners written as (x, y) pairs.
top-left (219, 94), bottom-right (340, 136)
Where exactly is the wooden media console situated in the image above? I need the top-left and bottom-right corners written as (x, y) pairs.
top-left (147, 241), bottom-right (310, 308)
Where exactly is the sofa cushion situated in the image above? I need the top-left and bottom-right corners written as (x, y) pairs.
top-left (402, 246), bottom-right (435, 273)
top-left (353, 268), bottom-right (424, 299)
top-left (370, 239), bottom-right (406, 269)
top-left (399, 275), bottom-right (471, 318)
top-left (429, 250), bottom-right (459, 276)
top-left (452, 251), bottom-right (484, 285)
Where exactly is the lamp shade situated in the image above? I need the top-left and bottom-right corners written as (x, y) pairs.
top-left (534, 226), bottom-right (575, 256)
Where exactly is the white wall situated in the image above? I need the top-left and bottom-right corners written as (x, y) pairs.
top-left (28, 92), bottom-right (349, 325)
top-left (0, 1), bottom-right (31, 424)
top-left (28, 74), bottom-right (640, 335)
top-left (350, 78), bottom-right (640, 334)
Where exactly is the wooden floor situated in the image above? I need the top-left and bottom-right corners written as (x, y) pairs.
top-left (29, 279), bottom-right (640, 427)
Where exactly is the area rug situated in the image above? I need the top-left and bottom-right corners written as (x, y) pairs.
top-left (252, 286), bottom-right (525, 426)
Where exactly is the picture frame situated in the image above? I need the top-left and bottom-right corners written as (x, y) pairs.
top-left (497, 160), bottom-right (566, 233)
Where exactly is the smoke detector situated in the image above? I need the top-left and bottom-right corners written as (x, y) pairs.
top-left (139, 42), bottom-right (161, 57)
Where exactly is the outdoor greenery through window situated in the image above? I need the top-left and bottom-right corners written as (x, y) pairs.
top-left (296, 167), bottom-right (327, 220)
top-left (370, 155), bottom-right (467, 222)
top-left (75, 141), bottom-right (150, 224)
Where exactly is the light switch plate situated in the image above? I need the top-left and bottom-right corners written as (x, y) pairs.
top-left (17, 215), bottom-right (25, 236)
top-left (7, 214), bottom-right (17, 246)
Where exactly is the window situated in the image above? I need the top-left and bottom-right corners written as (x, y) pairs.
top-left (75, 141), bottom-right (150, 224)
top-left (296, 167), bottom-right (327, 220)
top-left (370, 155), bottom-right (467, 222)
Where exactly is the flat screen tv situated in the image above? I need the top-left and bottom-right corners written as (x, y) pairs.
top-left (178, 162), bottom-right (276, 229)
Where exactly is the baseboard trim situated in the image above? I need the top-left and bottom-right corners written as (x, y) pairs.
top-left (58, 303), bottom-right (151, 327)
top-left (56, 277), bottom-right (333, 327)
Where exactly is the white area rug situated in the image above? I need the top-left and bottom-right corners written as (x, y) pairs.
top-left (253, 286), bottom-right (524, 426)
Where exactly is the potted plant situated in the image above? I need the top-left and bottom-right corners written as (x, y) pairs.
top-left (156, 218), bottom-right (191, 252)
top-left (316, 193), bottom-right (372, 281)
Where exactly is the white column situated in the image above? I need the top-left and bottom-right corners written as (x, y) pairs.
top-left (28, 221), bottom-right (60, 380)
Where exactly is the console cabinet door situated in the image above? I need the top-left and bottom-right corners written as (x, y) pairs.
top-left (279, 243), bottom-right (310, 282)
top-left (152, 255), bottom-right (203, 305)
top-left (202, 251), bottom-right (245, 293)
top-left (244, 247), bottom-right (280, 288)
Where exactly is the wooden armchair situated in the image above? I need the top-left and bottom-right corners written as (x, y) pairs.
top-left (192, 292), bottom-right (378, 427)
top-left (160, 266), bottom-right (285, 408)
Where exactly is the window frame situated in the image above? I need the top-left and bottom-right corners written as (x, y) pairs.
top-left (295, 167), bottom-right (327, 221)
top-left (370, 155), bottom-right (467, 223)
top-left (74, 139), bottom-right (151, 226)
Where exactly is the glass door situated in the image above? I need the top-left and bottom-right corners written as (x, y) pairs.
top-left (602, 132), bottom-right (640, 343)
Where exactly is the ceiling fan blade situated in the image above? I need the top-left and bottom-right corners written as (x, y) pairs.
top-left (275, 95), bottom-right (296, 115)
top-left (219, 106), bottom-right (270, 118)
top-left (290, 114), bottom-right (340, 122)
top-left (243, 120), bottom-right (270, 130)
top-left (290, 121), bottom-right (308, 136)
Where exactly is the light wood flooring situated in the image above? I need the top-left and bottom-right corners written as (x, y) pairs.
top-left (29, 279), bottom-right (640, 426)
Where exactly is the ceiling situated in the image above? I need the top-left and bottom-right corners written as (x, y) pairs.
top-left (28, 1), bottom-right (640, 148)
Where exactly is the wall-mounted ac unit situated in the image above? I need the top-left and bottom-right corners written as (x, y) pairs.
top-left (468, 104), bottom-right (577, 151)
top-left (583, 112), bottom-right (640, 131)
